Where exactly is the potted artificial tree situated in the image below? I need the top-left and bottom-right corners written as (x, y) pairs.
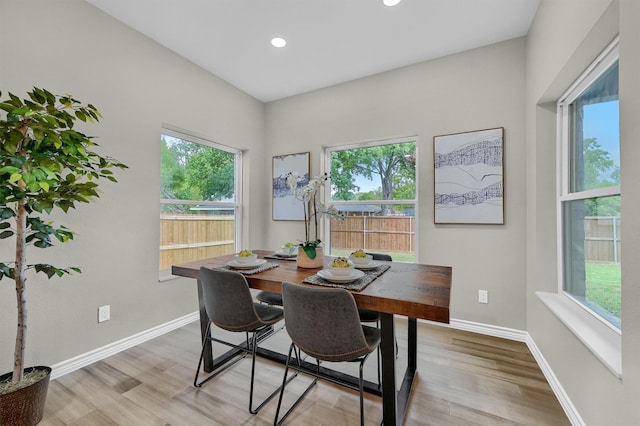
top-left (0, 87), bottom-right (127, 425)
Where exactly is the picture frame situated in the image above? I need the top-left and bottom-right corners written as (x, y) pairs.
top-left (272, 152), bottom-right (310, 221)
top-left (434, 127), bottom-right (504, 224)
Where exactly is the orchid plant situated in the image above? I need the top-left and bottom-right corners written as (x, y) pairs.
top-left (285, 172), bottom-right (344, 259)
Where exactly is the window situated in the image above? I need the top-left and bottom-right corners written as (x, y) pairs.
top-left (325, 137), bottom-right (417, 262)
top-left (558, 39), bottom-right (620, 329)
top-left (159, 129), bottom-right (241, 276)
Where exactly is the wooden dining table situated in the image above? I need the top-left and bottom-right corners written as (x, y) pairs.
top-left (172, 250), bottom-right (452, 426)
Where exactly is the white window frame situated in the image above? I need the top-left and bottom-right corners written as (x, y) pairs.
top-left (323, 136), bottom-right (418, 260)
top-left (159, 128), bottom-right (243, 281)
top-left (538, 37), bottom-right (621, 378)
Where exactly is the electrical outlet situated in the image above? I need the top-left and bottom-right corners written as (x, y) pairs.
top-left (478, 290), bottom-right (489, 304)
top-left (98, 305), bottom-right (110, 322)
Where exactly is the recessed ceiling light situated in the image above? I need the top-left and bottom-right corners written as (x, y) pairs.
top-left (383, 0), bottom-right (401, 6)
top-left (271, 37), bottom-right (287, 48)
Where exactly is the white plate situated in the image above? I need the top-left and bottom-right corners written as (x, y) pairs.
top-left (226, 259), bottom-right (267, 269)
top-left (274, 250), bottom-right (297, 258)
top-left (317, 269), bottom-right (365, 283)
top-left (353, 261), bottom-right (379, 270)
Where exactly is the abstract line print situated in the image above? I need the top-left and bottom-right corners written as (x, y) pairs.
top-left (434, 128), bottom-right (504, 224)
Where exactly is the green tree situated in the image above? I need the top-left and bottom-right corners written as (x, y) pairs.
top-left (331, 142), bottom-right (416, 214)
top-left (583, 137), bottom-right (619, 189)
top-left (330, 149), bottom-right (360, 200)
top-left (582, 137), bottom-right (620, 216)
top-left (161, 138), bottom-right (234, 205)
top-left (184, 148), bottom-right (234, 201)
top-left (357, 190), bottom-right (381, 201)
top-left (160, 137), bottom-right (184, 199)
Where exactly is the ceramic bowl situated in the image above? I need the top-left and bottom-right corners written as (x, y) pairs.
top-left (349, 254), bottom-right (373, 266)
top-left (328, 261), bottom-right (355, 276)
top-left (236, 253), bottom-right (258, 264)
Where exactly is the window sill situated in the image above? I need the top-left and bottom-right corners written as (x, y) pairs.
top-left (536, 291), bottom-right (621, 378)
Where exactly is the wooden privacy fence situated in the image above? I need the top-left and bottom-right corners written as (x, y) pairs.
top-left (585, 216), bottom-right (621, 264)
top-left (160, 214), bottom-right (235, 270)
top-left (331, 216), bottom-right (416, 253)
top-left (159, 214), bottom-right (618, 269)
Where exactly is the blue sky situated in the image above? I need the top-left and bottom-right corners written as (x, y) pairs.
top-left (584, 100), bottom-right (620, 168)
top-left (354, 174), bottom-right (380, 193)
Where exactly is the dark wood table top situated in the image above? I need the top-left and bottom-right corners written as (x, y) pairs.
top-left (172, 250), bottom-right (451, 324)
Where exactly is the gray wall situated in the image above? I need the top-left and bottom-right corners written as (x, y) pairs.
top-left (0, 0), bottom-right (266, 370)
top-left (265, 38), bottom-right (528, 330)
top-left (526, 0), bottom-right (640, 424)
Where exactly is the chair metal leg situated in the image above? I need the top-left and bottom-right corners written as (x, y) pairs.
top-left (274, 344), bottom-right (318, 426)
top-left (194, 323), bottom-right (247, 388)
top-left (275, 344), bottom-right (372, 426)
top-left (195, 323), bottom-right (294, 415)
top-left (248, 331), bottom-right (298, 414)
top-left (376, 320), bottom-right (381, 386)
top-left (359, 357), bottom-right (366, 426)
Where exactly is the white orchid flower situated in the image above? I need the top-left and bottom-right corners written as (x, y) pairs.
top-left (285, 172), bottom-right (301, 190)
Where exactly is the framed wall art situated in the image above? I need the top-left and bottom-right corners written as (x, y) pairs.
top-left (272, 152), bottom-right (310, 221)
top-left (434, 127), bottom-right (504, 224)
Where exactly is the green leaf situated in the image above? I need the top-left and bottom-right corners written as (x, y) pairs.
top-left (0, 208), bottom-right (15, 220)
top-left (9, 173), bottom-right (22, 183)
top-left (4, 141), bottom-right (18, 155)
top-left (0, 263), bottom-right (14, 280)
top-left (302, 245), bottom-right (317, 259)
top-left (33, 128), bottom-right (45, 142)
top-left (0, 230), bottom-right (14, 239)
top-left (41, 167), bottom-right (57, 179)
top-left (43, 89), bottom-right (55, 105)
top-left (0, 166), bottom-right (20, 174)
top-left (0, 102), bottom-right (15, 113)
top-left (38, 182), bottom-right (50, 192)
top-left (11, 107), bottom-right (30, 116)
top-left (0, 222), bottom-right (10, 229)
top-left (30, 89), bottom-right (45, 104)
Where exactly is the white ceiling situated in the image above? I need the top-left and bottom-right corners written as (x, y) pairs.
top-left (87, 0), bottom-right (540, 103)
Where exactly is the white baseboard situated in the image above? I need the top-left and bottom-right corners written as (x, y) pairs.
top-left (424, 317), bottom-right (583, 426)
top-left (448, 318), bottom-right (529, 342)
top-left (525, 333), bottom-right (586, 426)
top-left (50, 312), bottom-right (199, 380)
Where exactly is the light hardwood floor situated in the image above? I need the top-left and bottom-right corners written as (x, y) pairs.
top-left (40, 319), bottom-right (570, 425)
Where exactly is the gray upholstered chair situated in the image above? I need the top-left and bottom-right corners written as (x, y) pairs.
top-left (274, 281), bottom-right (381, 426)
top-left (255, 289), bottom-right (283, 306)
top-left (194, 267), bottom-right (292, 414)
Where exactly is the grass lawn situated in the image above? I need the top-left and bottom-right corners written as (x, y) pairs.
top-left (586, 262), bottom-right (621, 319)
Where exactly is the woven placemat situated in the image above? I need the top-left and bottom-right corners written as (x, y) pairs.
top-left (303, 264), bottom-right (391, 291)
top-left (264, 254), bottom-right (297, 261)
top-left (218, 262), bottom-right (280, 275)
